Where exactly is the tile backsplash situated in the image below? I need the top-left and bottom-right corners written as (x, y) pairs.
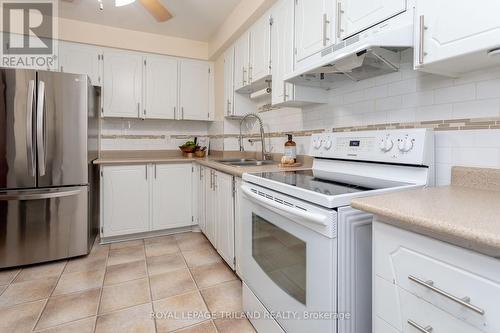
top-left (225, 50), bottom-right (500, 185)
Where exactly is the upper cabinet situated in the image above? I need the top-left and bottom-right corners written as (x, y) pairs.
top-left (249, 13), bottom-right (272, 86)
top-left (338, 0), bottom-right (406, 39)
top-left (59, 41), bottom-right (103, 86)
top-left (102, 49), bottom-right (143, 118)
top-left (414, 1), bottom-right (500, 76)
top-left (271, 0), bottom-right (327, 106)
top-left (234, 32), bottom-right (251, 92)
top-left (144, 55), bottom-right (178, 120)
top-left (179, 59), bottom-right (214, 121)
top-left (294, 0), bottom-right (335, 62)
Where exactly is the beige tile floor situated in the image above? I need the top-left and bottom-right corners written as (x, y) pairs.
top-left (0, 232), bottom-right (256, 333)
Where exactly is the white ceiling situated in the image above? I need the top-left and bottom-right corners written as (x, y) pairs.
top-left (59, 0), bottom-right (241, 42)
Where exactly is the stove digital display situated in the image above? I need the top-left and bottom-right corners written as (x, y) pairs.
top-left (349, 140), bottom-right (361, 147)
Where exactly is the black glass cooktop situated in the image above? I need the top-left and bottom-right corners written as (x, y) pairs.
top-left (252, 170), bottom-right (373, 196)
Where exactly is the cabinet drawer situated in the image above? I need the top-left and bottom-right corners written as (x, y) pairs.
top-left (374, 220), bottom-right (500, 333)
top-left (399, 287), bottom-right (482, 333)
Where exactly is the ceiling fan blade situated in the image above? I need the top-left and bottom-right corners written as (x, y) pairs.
top-left (139, 0), bottom-right (172, 22)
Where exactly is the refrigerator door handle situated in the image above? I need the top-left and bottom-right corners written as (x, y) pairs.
top-left (36, 80), bottom-right (46, 176)
top-left (0, 187), bottom-right (86, 201)
top-left (26, 80), bottom-right (36, 176)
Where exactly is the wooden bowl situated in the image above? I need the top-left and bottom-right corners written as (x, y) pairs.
top-left (194, 150), bottom-right (206, 158)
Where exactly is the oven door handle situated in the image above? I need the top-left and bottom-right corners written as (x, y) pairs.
top-left (241, 186), bottom-right (329, 226)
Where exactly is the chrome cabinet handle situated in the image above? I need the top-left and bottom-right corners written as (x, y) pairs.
top-left (181, 107), bottom-right (184, 119)
top-left (210, 170), bottom-right (214, 189)
top-left (243, 67), bottom-right (247, 85)
top-left (213, 173), bottom-right (217, 190)
top-left (137, 102), bottom-right (140, 118)
top-left (26, 80), bottom-right (35, 176)
top-left (199, 167), bottom-right (203, 181)
top-left (173, 106), bottom-right (176, 119)
top-left (337, 3), bottom-right (343, 39)
top-left (154, 164), bottom-right (157, 179)
top-left (419, 15), bottom-right (425, 65)
top-left (323, 13), bottom-right (330, 46)
top-left (248, 66), bottom-right (253, 83)
top-left (145, 165), bottom-right (148, 179)
top-left (408, 275), bottom-right (485, 315)
top-left (407, 320), bottom-right (433, 333)
top-left (36, 80), bottom-right (46, 176)
top-left (227, 100), bottom-right (232, 115)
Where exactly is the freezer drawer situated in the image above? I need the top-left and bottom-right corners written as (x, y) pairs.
top-left (0, 186), bottom-right (90, 268)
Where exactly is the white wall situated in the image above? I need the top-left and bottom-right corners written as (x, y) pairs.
top-left (225, 50), bottom-right (500, 186)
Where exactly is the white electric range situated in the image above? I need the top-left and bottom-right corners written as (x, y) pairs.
top-left (239, 128), bottom-right (434, 333)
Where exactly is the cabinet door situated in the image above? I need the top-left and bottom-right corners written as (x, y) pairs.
top-left (416, 1), bottom-right (500, 69)
top-left (249, 14), bottom-right (271, 84)
top-left (295, 0), bottom-right (334, 62)
top-left (152, 164), bottom-right (193, 230)
top-left (59, 41), bottom-right (103, 86)
top-left (204, 169), bottom-right (217, 246)
top-left (103, 50), bottom-right (143, 118)
top-left (102, 165), bottom-right (149, 237)
top-left (234, 32), bottom-right (250, 91)
top-left (224, 47), bottom-right (235, 117)
top-left (144, 56), bottom-right (178, 120)
top-left (272, 0), bottom-right (295, 105)
top-left (179, 59), bottom-right (211, 121)
top-left (215, 172), bottom-right (235, 269)
top-left (339, 0), bottom-right (406, 39)
top-left (197, 165), bottom-right (206, 232)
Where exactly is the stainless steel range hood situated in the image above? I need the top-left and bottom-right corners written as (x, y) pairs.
top-left (285, 10), bottom-right (414, 89)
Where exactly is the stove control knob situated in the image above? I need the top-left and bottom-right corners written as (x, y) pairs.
top-left (313, 138), bottom-right (322, 149)
top-left (398, 137), bottom-right (414, 152)
top-left (379, 138), bottom-right (393, 152)
top-left (323, 140), bottom-right (332, 150)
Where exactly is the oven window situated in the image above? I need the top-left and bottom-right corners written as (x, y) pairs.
top-left (252, 213), bottom-right (306, 305)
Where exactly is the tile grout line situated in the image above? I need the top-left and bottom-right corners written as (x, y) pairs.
top-left (31, 259), bottom-right (69, 332)
top-left (142, 239), bottom-right (159, 333)
top-left (93, 240), bottom-right (111, 333)
top-left (177, 236), bottom-right (220, 333)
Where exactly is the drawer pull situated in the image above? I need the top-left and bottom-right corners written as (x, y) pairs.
top-left (408, 275), bottom-right (485, 315)
top-left (408, 319), bottom-right (433, 333)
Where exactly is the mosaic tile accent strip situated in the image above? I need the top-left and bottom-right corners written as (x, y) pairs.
top-left (101, 134), bottom-right (166, 140)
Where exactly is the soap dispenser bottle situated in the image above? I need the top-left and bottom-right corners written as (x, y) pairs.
top-left (284, 134), bottom-right (297, 163)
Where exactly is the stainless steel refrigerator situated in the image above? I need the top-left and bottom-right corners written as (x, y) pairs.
top-left (0, 68), bottom-right (99, 268)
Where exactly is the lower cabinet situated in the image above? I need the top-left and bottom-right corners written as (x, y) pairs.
top-left (202, 167), bottom-right (236, 270)
top-left (373, 219), bottom-right (500, 333)
top-left (101, 165), bottom-right (150, 238)
top-left (101, 163), bottom-right (194, 238)
top-left (152, 164), bottom-right (193, 230)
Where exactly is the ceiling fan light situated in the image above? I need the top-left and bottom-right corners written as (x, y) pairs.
top-left (115, 0), bottom-right (136, 7)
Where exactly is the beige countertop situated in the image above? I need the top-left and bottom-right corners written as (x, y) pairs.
top-left (93, 150), bottom-right (312, 177)
top-left (351, 166), bottom-right (500, 258)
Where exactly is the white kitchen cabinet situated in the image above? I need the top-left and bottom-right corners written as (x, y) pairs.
top-left (205, 168), bottom-right (217, 245)
top-left (215, 172), bottom-right (235, 269)
top-left (152, 164), bottom-right (193, 230)
top-left (338, 0), bottom-right (406, 39)
top-left (101, 165), bottom-right (150, 238)
top-left (234, 177), bottom-right (243, 277)
top-left (414, 1), bottom-right (500, 76)
top-left (373, 219), bottom-right (500, 333)
top-left (223, 46), bottom-right (235, 117)
top-left (144, 55), bottom-right (178, 120)
top-left (234, 32), bottom-right (251, 91)
top-left (179, 59), bottom-right (214, 121)
top-left (294, 0), bottom-right (335, 62)
top-left (59, 41), bottom-right (103, 86)
top-left (271, 0), bottom-right (328, 106)
top-left (102, 49), bottom-right (143, 118)
top-left (101, 163), bottom-right (194, 239)
top-left (201, 167), bottom-right (236, 269)
top-left (249, 13), bottom-right (272, 86)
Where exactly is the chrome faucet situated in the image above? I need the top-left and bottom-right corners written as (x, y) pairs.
top-left (239, 113), bottom-right (271, 161)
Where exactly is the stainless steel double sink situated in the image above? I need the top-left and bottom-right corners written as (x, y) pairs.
top-left (216, 158), bottom-right (277, 167)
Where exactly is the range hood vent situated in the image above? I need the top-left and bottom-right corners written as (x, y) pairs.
top-left (285, 10), bottom-right (414, 89)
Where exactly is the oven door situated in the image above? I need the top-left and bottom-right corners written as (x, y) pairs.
top-left (240, 183), bottom-right (337, 333)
